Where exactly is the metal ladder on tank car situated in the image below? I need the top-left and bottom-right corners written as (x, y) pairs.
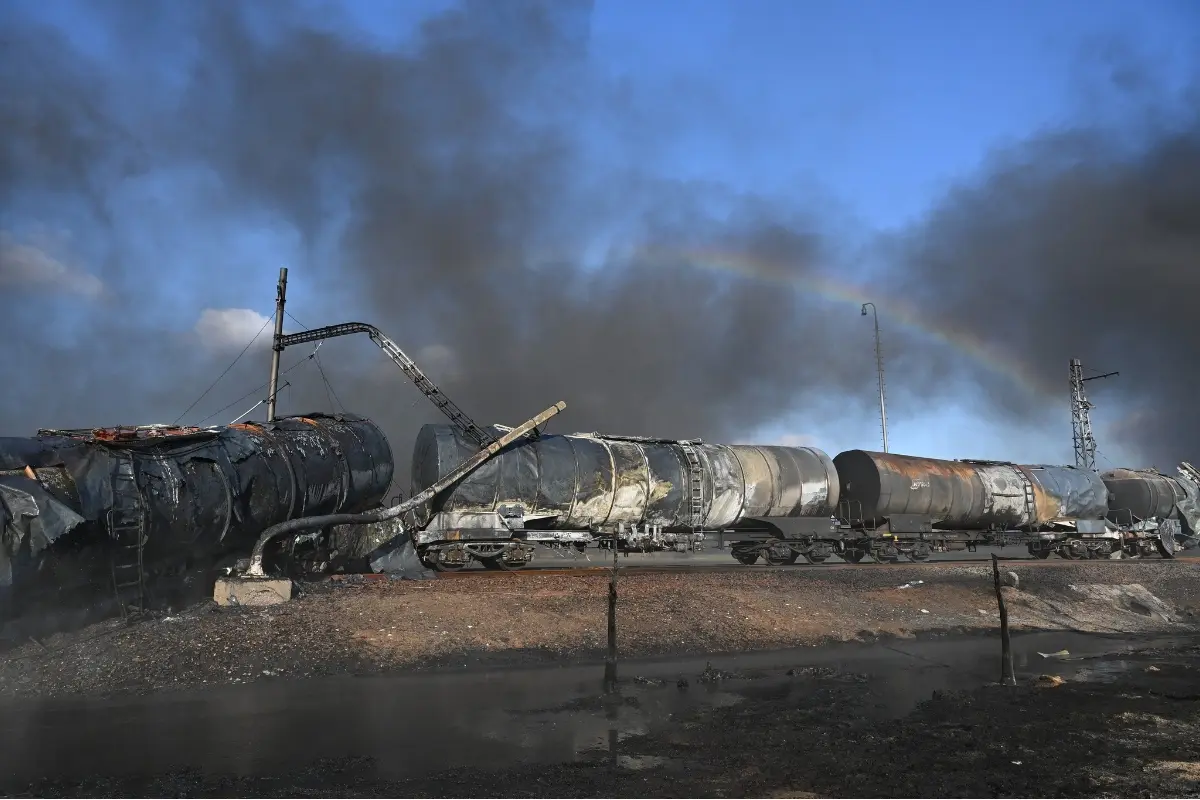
top-left (108, 455), bottom-right (147, 619)
top-left (679, 442), bottom-right (705, 550)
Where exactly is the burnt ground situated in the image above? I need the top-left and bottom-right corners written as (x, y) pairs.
top-left (1, 559), bottom-right (1200, 797)
top-left (2, 556), bottom-right (1200, 700)
top-left (7, 641), bottom-right (1200, 798)
top-left (1, 558), bottom-right (1199, 700)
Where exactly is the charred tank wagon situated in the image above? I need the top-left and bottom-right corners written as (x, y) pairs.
top-left (832, 450), bottom-right (1112, 561)
top-left (725, 450), bottom-right (1198, 565)
top-left (408, 424), bottom-right (840, 570)
top-left (0, 412), bottom-right (393, 619)
top-left (1101, 467), bottom-right (1197, 558)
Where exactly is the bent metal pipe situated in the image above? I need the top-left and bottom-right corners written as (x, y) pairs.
top-left (243, 401), bottom-right (567, 577)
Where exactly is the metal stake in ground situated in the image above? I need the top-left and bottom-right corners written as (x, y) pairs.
top-left (991, 553), bottom-right (1016, 686)
top-left (604, 540), bottom-right (619, 693)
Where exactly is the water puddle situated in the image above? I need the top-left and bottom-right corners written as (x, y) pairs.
top-left (0, 630), bottom-right (1194, 787)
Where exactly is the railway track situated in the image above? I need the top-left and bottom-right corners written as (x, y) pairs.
top-left (329, 553), bottom-right (1200, 581)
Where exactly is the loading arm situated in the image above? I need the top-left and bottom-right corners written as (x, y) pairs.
top-left (242, 401), bottom-right (567, 577)
top-left (278, 322), bottom-right (494, 448)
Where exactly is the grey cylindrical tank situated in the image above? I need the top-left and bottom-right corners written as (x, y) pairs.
top-left (833, 450), bottom-right (1110, 529)
top-left (1101, 468), bottom-right (1185, 522)
top-left (0, 412), bottom-right (394, 563)
top-left (411, 425), bottom-right (840, 530)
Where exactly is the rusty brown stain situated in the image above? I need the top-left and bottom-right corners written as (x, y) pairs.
top-left (874, 453), bottom-right (979, 483)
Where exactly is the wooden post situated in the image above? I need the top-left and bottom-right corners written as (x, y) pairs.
top-left (992, 553), bottom-right (1016, 686)
top-left (604, 539), bottom-right (619, 693)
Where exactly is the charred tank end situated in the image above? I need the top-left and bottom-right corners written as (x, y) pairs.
top-left (1101, 468), bottom-right (1185, 523)
top-left (1, 412), bottom-right (395, 586)
top-left (832, 449), bottom-right (885, 521)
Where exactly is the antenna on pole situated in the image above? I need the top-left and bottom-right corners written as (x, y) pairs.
top-left (1069, 358), bottom-right (1118, 471)
top-left (861, 302), bottom-right (888, 452)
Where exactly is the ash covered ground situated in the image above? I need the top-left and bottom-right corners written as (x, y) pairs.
top-left (2, 559), bottom-right (1198, 699)
top-left (2, 559), bottom-right (1199, 798)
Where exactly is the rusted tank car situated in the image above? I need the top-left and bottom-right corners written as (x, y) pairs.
top-left (408, 424), bottom-right (839, 569)
top-left (0, 413), bottom-right (393, 617)
top-left (833, 450), bottom-right (1110, 531)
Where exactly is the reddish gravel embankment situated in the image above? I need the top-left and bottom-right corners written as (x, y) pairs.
top-left (2, 559), bottom-right (1198, 699)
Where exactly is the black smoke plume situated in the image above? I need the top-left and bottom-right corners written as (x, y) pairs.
top-left (2, 0), bottom-right (1194, 490)
top-left (890, 102), bottom-right (1200, 470)
top-left (0, 0), bottom-right (898, 492)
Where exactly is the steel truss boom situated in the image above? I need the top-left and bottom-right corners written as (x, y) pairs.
top-left (278, 322), bottom-right (494, 448)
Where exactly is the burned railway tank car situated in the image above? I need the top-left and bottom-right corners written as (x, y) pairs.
top-left (832, 450), bottom-right (1111, 562)
top-left (0, 413), bottom-right (393, 619)
top-left (408, 424), bottom-right (840, 570)
top-left (1101, 468), bottom-right (1196, 558)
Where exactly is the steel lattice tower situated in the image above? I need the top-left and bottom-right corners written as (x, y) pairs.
top-left (1070, 359), bottom-right (1118, 471)
top-left (1069, 359), bottom-right (1097, 470)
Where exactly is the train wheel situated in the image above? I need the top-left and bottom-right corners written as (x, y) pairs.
top-left (842, 550), bottom-right (866, 564)
top-left (733, 551), bottom-right (761, 565)
top-left (1059, 540), bottom-right (1087, 560)
top-left (764, 543), bottom-right (799, 565)
top-left (485, 556), bottom-right (527, 571)
top-left (908, 543), bottom-right (932, 562)
top-left (430, 545), bottom-right (470, 572)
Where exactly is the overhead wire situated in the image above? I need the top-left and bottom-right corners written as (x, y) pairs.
top-left (195, 348), bottom-right (318, 426)
top-left (286, 310), bottom-right (346, 414)
top-left (174, 312), bottom-right (274, 425)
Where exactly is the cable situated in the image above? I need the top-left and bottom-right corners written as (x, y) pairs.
top-left (229, 399), bottom-right (264, 425)
top-left (195, 349), bottom-right (317, 426)
top-left (313, 351), bottom-right (346, 413)
top-left (175, 312), bottom-right (273, 425)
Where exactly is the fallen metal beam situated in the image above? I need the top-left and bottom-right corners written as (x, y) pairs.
top-left (242, 401), bottom-right (567, 577)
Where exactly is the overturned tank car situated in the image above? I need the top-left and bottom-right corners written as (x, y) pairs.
top-left (0, 413), bottom-right (393, 621)
top-left (408, 424), bottom-right (840, 570)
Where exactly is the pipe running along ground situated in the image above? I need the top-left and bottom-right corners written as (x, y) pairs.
top-left (243, 401), bottom-right (567, 577)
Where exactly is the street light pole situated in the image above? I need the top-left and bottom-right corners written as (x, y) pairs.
top-left (861, 302), bottom-right (888, 453)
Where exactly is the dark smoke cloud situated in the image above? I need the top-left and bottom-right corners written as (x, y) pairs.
top-left (0, 0), bottom-right (901, 492)
top-left (890, 103), bottom-right (1200, 469)
top-left (5, 0), bottom-right (1190, 491)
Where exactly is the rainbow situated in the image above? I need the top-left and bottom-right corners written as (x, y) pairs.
top-left (628, 245), bottom-right (1053, 398)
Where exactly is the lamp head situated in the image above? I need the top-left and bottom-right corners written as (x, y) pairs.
top-left (860, 304), bottom-right (868, 316)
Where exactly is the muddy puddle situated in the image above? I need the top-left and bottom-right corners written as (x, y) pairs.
top-left (0, 629), bottom-right (1193, 788)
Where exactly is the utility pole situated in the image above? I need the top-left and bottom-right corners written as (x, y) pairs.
top-left (861, 302), bottom-right (888, 453)
top-left (1069, 358), bottom-right (1118, 471)
top-left (266, 267), bottom-right (288, 422)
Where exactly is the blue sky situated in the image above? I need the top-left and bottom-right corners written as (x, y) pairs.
top-left (5, 0), bottom-right (1197, 467)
